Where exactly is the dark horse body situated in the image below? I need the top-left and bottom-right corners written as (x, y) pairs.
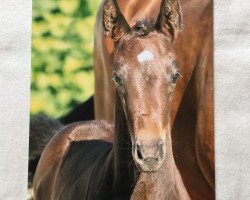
top-left (34, 0), bottom-right (214, 199)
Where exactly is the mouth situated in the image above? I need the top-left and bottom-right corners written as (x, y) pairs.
top-left (133, 153), bottom-right (164, 173)
top-left (137, 159), bottom-right (163, 173)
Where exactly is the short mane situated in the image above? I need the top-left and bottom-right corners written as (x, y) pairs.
top-left (133, 20), bottom-right (155, 36)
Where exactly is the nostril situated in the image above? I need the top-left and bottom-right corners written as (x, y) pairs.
top-left (157, 139), bottom-right (164, 147)
top-left (136, 144), bottom-right (143, 160)
top-left (157, 140), bottom-right (165, 159)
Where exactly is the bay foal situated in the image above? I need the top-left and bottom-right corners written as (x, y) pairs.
top-left (94, 0), bottom-right (214, 199)
top-left (34, 0), bottom-right (190, 199)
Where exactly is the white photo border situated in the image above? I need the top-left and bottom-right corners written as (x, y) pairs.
top-left (0, 0), bottom-right (31, 199)
top-left (0, 0), bottom-right (250, 199)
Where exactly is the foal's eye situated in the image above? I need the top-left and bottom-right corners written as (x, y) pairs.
top-left (113, 75), bottom-right (122, 85)
top-left (171, 72), bottom-right (180, 84)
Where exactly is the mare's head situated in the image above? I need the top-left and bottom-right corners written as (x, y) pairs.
top-left (103, 0), bottom-right (183, 172)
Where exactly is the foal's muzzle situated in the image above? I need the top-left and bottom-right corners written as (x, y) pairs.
top-left (134, 139), bottom-right (166, 172)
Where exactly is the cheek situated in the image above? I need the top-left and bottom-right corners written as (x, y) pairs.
top-left (166, 85), bottom-right (175, 102)
top-left (118, 91), bottom-right (135, 131)
top-left (118, 91), bottom-right (127, 114)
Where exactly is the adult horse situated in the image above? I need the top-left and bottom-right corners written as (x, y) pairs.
top-left (94, 0), bottom-right (214, 199)
top-left (34, 0), bottom-right (191, 199)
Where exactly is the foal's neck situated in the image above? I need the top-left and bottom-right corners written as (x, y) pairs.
top-left (111, 94), bottom-right (137, 197)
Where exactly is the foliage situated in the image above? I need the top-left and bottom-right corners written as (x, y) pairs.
top-left (31, 0), bottom-right (101, 118)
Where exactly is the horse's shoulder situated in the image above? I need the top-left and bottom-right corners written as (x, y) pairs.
top-left (66, 120), bottom-right (115, 144)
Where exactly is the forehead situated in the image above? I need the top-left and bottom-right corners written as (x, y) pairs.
top-left (114, 31), bottom-right (175, 66)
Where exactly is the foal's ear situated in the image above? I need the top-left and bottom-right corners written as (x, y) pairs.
top-left (103, 0), bottom-right (130, 42)
top-left (156, 0), bottom-right (183, 41)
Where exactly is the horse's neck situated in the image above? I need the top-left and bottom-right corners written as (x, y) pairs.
top-left (111, 93), bottom-right (138, 196)
top-left (117, 0), bottom-right (162, 27)
top-left (131, 137), bottom-right (190, 200)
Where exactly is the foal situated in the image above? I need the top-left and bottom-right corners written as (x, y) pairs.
top-left (34, 0), bottom-right (190, 199)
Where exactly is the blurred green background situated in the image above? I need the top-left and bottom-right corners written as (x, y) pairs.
top-left (31, 0), bottom-right (101, 118)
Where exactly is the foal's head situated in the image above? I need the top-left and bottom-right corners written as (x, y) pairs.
top-left (103, 0), bottom-right (183, 172)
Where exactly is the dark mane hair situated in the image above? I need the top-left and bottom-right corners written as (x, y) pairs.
top-left (133, 20), bottom-right (155, 36)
